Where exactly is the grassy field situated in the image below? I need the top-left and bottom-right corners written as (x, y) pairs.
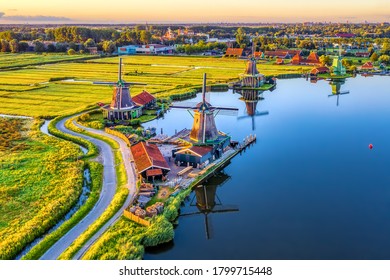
top-left (0, 53), bottom-right (92, 70)
top-left (0, 117), bottom-right (83, 259)
top-left (0, 54), bottom-right (311, 117)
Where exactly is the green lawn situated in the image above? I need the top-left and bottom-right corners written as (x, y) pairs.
top-left (0, 118), bottom-right (83, 259)
top-left (0, 54), bottom-right (312, 118)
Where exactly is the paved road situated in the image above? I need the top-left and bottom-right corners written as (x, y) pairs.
top-left (71, 121), bottom-right (138, 260)
top-left (40, 116), bottom-right (137, 260)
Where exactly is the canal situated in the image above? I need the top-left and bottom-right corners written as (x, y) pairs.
top-left (144, 75), bottom-right (390, 260)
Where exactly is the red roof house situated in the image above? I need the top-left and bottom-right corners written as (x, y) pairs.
top-left (132, 90), bottom-right (156, 108)
top-left (225, 48), bottom-right (243, 57)
top-left (131, 142), bottom-right (170, 178)
top-left (306, 52), bottom-right (320, 65)
top-left (292, 52), bottom-right (320, 65)
top-left (361, 61), bottom-right (374, 71)
top-left (310, 66), bottom-right (330, 75)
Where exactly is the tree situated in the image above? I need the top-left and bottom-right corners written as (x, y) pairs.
top-left (18, 41), bottom-right (29, 52)
top-left (381, 42), bottom-right (390, 55)
top-left (67, 48), bottom-right (76, 55)
top-left (235, 27), bottom-right (249, 48)
top-left (102, 40), bottom-right (116, 54)
top-left (319, 55), bottom-right (332, 66)
top-left (47, 44), bottom-right (56, 52)
top-left (84, 38), bottom-right (96, 48)
top-left (139, 30), bottom-right (152, 44)
top-left (370, 52), bottom-right (379, 62)
top-left (34, 40), bottom-right (45, 52)
top-left (378, 55), bottom-right (390, 64)
top-left (9, 39), bottom-right (19, 53)
top-left (0, 39), bottom-right (10, 52)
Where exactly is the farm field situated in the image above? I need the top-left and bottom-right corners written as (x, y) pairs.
top-left (0, 54), bottom-right (311, 117)
top-left (0, 118), bottom-right (83, 259)
top-left (0, 53), bottom-right (92, 69)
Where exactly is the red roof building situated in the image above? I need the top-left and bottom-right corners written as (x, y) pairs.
top-left (306, 52), bottom-right (320, 64)
top-left (254, 51), bottom-right (263, 58)
top-left (132, 90), bottom-right (156, 109)
top-left (225, 48), bottom-right (243, 57)
top-left (291, 53), bottom-right (303, 65)
top-left (361, 61), bottom-right (374, 70)
top-left (265, 49), bottom-right (301, 59)
top-left (131, 142), bottom-right (170, 179)
top-left (292, 52), bottom-right (320, 65)
top-left (275, 58), bottom-right (284, 65)
top-left (310, 66), bottom-right (330, 75)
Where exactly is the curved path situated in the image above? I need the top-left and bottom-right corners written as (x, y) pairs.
top-left (40, 116), bottom-right (137, 260)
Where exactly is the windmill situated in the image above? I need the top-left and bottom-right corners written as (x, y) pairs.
top-left (170, 73), bottom-right (238, 144)
top-left (328, 79), bottom-right (350, 106)
top-left (180, 172), bottom-right (239, 239)
top-left (238, 42), bottom-right (265, 90)
top-left (237, 90), bottom-right (269, 131)
top-left (94, 58), bottom-right (146, 120)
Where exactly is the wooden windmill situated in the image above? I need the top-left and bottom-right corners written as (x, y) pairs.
top-left (171, 73), bottom-right (238, 144)
top-left (238, 42), bottom-right (265, 89)
top-left (95, 58), bottom-right (146, 121)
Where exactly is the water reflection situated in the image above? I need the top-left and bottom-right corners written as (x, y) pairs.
top-left (180, 171), bottom-right (239, 239)
top-left (236, 90), bottom-right (269, 131)
top-left (328, 79), bottom-right (350, 106)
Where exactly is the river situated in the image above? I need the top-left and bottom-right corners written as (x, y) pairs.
top-left (144, 75), bottom-right (390, 260)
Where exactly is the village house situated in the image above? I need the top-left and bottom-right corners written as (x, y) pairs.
top-left (132, 90), bottom-right (156, 110)
top-left (175, 146), bottom-right (213, 168)
top-left (131, 141), bottom-right (170, 181)
top-left (264, 49), bottom-right (301, 59)
top-left (224, 48), bottom-right (243, 58)
top-left (291, 52), bottom-right (320, 65)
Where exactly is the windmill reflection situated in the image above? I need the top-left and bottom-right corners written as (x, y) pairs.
top-left (180, 171), bottom-right (239, 239)
top-left (328, 78), bottom-right (350, 106)
top-left (237, 90), bottom-right (269, 131)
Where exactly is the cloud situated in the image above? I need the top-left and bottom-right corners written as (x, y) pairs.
top-left (0, 13), bottom-right (71, 22)
top-left (7, 9), bottom-right (18, 12)
top-left (3, 15), bottom-right (71, 22)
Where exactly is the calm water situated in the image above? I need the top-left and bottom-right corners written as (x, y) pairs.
top-left (144, 76), bottom-right (390, 260)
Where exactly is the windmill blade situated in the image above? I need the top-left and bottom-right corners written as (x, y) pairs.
top-left (213, 106), bottom-right (239, 111)
top-left (237, 110), bottom-right (269, 120)
top-left (93, 81), bottom-right (117, 85)
top-left (215, 109), bottom-right (239, 117)
top-left (180, 211), bottom-right (203, 217)
top-left (205, 91), bottom-right (211, 104)
top-left (123, 82), bottom-right (147, 86)
top-left (205, 214), bottom-right (213, 239)
top-left (254, 111), bottom-right (269, 117)
top-left (211, 205), bottom-right (239, 213)
top-left (170, 102), bottom-right (198, 110)
top-left (327, 91), bottom-right (349, 97)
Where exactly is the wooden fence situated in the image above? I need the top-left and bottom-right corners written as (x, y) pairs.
top-left (104, 128), bottom-right (131, 147)
top-left (123, 210), bottom-right (151, 227)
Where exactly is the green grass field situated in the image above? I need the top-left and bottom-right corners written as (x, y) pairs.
top-left (0, 54), bottom-right (311, 117)
top-left (0, 53), bottom-right (92, 70)
top-left (0, 118), bottom-right (83, 259)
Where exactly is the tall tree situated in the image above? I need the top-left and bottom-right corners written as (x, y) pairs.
top-left (235, 27), bottom-right (249, 48)
top-left (102, 40), bottom-right (116, 54)
top-left (9, 39), bottom-right (19, 53)
top-left (33, 41), bottom-right (45, 52)
top-left (0, 39), bottom-right (9, 52)
top-left (139, 30), bottom-right (152, 45)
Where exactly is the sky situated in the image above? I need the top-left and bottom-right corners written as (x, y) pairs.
top-left (0, 0), bottom-right (389, 24)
